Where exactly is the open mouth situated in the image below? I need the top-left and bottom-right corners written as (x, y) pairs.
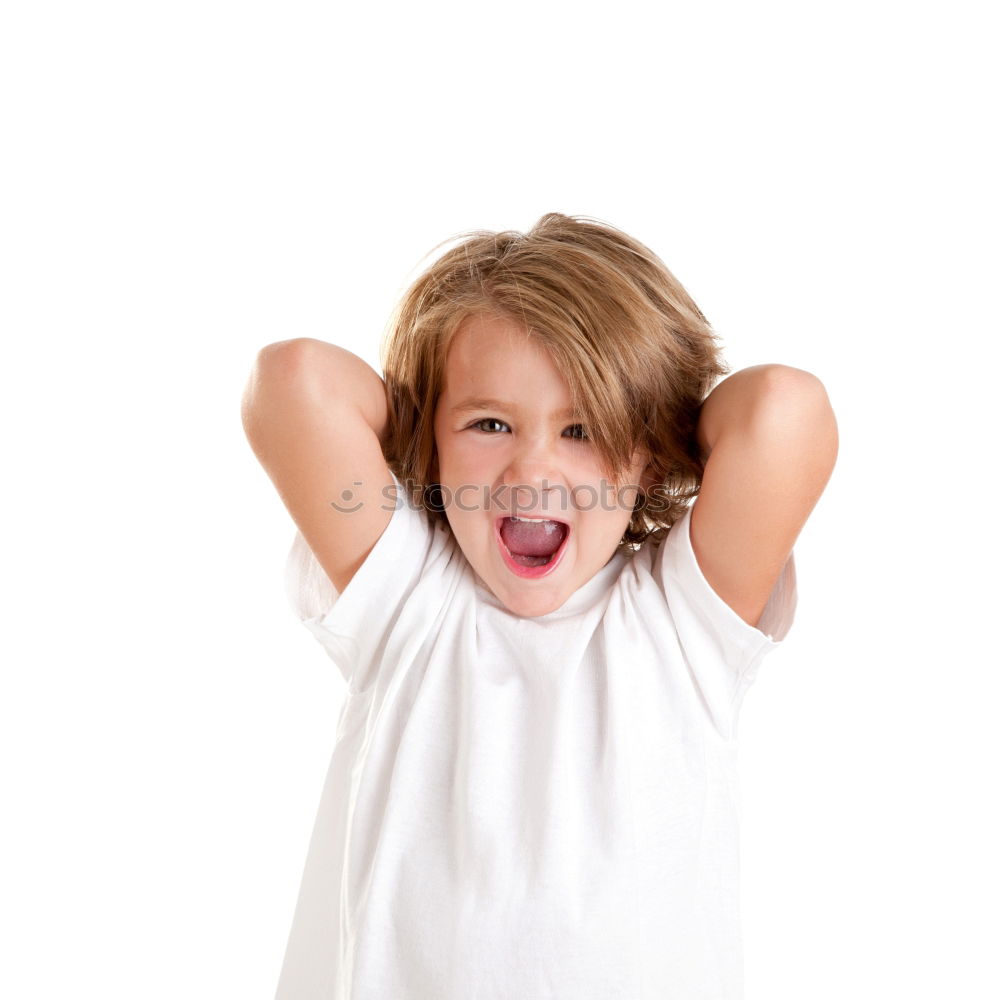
top-left (495, 516), bottom-right (570, 574)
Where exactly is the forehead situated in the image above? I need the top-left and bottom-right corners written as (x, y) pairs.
top-left (439, 314), bottom-right (573, 408)
top-left (444, 313), bottom-right (541, 367)
top-left (445, 316), bottom-right (561, 383)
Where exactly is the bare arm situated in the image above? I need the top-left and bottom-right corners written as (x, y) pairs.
top-left (241, 337), bottom-right (396, 594)
top-left (242, 337), bottom-right (390, 444)
top-left (691, 364), bottom-right (839, 629)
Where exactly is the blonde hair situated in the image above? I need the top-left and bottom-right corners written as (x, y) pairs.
top-left (379, 212), bottom-right (730, 548)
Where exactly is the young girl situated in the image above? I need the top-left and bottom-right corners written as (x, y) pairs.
top-left (242, 213), bottom-right (838, 999)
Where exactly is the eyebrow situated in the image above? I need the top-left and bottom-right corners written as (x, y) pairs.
top-left (450, 398), bottom-right (580, 420)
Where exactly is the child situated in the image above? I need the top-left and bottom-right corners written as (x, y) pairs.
top-left (241, 213), bottom-right (838, 999)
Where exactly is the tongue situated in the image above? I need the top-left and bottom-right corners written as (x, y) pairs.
top-left (500, 518), bottom-right (567, 558)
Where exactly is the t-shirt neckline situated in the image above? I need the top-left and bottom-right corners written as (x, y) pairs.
top-left (472, 547), bottom-right (630, 621)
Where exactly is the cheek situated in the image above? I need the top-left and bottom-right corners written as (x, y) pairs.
top-left (614, 480), bottom-right (644, 511)
top-left (433, 428), bottom-right (464, 469)
top-left (441, 435), bottom-right (494, 478)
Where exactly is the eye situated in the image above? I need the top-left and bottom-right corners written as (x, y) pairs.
top-left (469, 417), bottom-right (510, 434)
top-left (467, 418), bottom-right (590, 441)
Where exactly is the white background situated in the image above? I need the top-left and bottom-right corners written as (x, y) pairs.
top-left (3, 1), bottom-right (997, 997)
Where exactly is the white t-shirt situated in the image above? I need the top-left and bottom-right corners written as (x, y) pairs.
top-left (277, 470), bottom-right (797, 1000)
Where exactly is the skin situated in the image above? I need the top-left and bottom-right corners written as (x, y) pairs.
top-left (431, 313), bottom-right (654, 619)
top-left (243, 333), bottom-right (836, 631)
top-left (690, 363), bottom-right (838, 628)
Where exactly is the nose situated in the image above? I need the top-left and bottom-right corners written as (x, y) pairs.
top-left (500, 439), bottom-right (562, 516)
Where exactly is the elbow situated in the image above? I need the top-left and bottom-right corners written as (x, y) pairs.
top-left (753, 367), bottom-right (839, 472)
top-left (241, 340), bottom-right (312, 443)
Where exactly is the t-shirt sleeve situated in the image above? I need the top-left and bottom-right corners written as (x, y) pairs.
top-left (283, 469), bottom-right (438, 688)
top-left (653, 500), bottom-right (798, 740)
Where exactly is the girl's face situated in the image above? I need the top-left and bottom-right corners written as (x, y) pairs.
top-left (432, 313), bottom-right (652, 618)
